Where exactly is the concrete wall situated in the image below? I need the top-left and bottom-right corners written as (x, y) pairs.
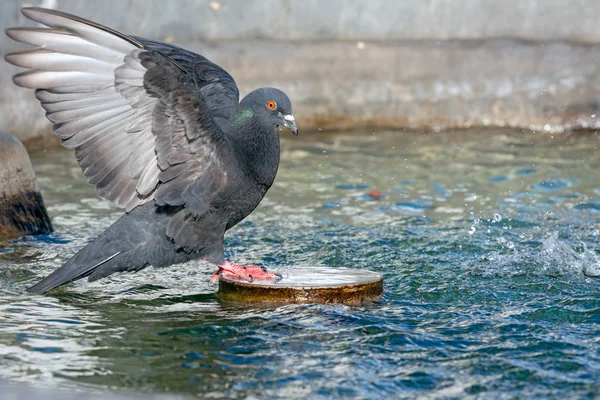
top-left (1, 0), bottom-right (599, 146)
top-left (3, 0), bottom-right (599, 43)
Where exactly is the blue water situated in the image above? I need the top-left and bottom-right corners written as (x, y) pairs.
top-left (1, 129), bottom-right (600, 398)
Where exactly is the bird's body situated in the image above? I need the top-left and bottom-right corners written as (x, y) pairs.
top-left (5, 7), bottom-right (298, 294)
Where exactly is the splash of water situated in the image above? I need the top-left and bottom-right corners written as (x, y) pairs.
top-left (477, 232), bottom-right (600, 279)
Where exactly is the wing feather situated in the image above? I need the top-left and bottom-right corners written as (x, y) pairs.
top-left (6, 7), bottom-right (240, 251)
top-left (5, 49), bottom-right (116, 73)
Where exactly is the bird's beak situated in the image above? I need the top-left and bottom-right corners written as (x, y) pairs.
top-left (281, 114), bottom-right (299, 135)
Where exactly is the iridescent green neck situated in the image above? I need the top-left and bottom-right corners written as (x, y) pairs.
top-left (230, 107), bottom-right (254, 125)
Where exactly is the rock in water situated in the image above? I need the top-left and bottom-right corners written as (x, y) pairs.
top-left (0, 131), bottom-right (53, 240)
top-left (218, 267), bottom-right (384, 305)
top-left (5, 7), bottom-right (298, 294)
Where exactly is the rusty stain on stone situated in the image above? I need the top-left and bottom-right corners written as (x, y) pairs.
top-left (0, 131), bottom-right (53, 241)
top-left (217, 267), bottom-right (384, 306)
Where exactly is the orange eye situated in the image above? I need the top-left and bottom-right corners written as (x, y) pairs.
top-left (266, 101), bottom-right (277, 110)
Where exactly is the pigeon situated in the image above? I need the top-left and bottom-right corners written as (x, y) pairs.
top-left (5, 7), bottom-right (298, 294)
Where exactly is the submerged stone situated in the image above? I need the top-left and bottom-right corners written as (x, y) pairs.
top-left (0, 131), bottom-right (53, 240)
top-left (218, 266), bottom-right (383, 305)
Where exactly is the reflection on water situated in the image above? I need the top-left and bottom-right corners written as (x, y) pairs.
top-left (1, 129), bottom-right (600, 398)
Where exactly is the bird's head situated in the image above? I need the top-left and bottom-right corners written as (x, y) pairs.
top-left (240, 87), bottom-right (298, 135)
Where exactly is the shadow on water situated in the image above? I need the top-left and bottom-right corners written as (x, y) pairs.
top-left (1, 129), bottom-right (600, 398)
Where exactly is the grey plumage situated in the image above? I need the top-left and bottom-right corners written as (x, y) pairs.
top-left (6, 7), bottom-right (298, 294)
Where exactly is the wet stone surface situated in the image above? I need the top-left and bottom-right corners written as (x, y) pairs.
top-left (0, 131), bottom-right (53, 241)
top-left (218, 267), bottom-right (384, 305)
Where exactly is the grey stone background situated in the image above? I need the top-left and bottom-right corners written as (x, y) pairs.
top-left (1, 0), bottom-right (600, 146)
top-left (2, 0), bottom-right (599, 42)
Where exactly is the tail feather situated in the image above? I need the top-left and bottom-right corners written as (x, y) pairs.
top-left (25, 203), bottom-right (184, 294)
top-left (27, 251), bottom-right (122, 294)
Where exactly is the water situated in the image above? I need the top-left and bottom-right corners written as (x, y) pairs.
top-left (1, 129), bottom-right (600, 398)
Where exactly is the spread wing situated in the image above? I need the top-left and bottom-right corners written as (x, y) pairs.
top-left (131, 36), bottom-right (239, 127)
top-left (5, 7), bottom-right (239, 215)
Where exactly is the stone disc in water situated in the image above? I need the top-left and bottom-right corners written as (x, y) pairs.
top-left (217, 266), bottom-right (383, 305)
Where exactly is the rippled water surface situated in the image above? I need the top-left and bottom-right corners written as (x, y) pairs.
top-left (1, 129), bottom-right (600, 398)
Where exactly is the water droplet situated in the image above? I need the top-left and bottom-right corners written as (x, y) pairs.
top-left (468, 226), bottom-right (476, 235)
top-left (493, 213), bottom-right (502, 222)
